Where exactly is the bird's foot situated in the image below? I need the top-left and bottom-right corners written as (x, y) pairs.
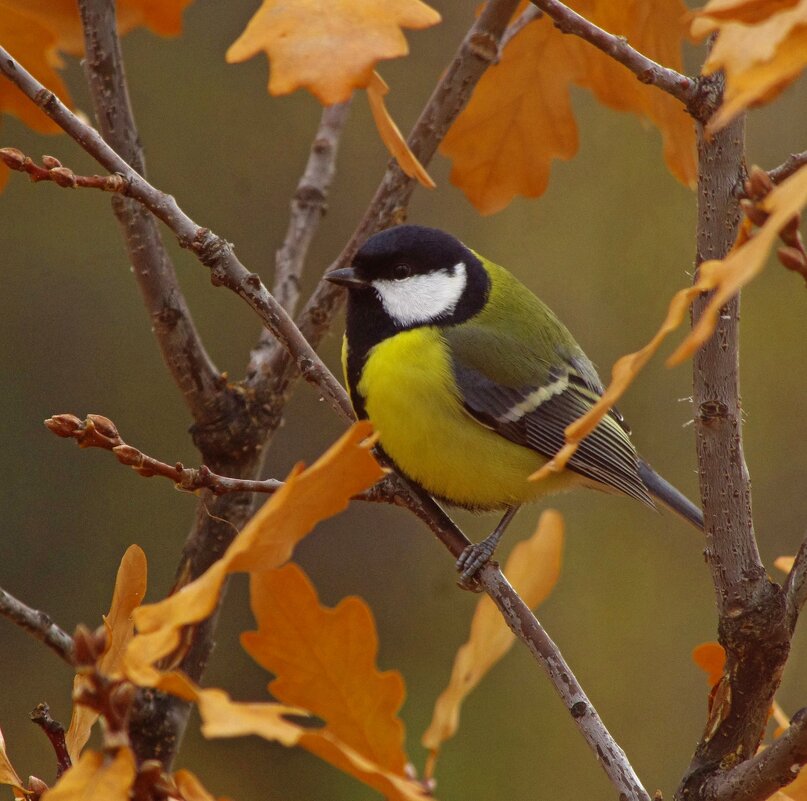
top-left (456, 540), bottom-right (498, 590)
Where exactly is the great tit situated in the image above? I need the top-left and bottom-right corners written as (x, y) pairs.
top-left (326, 225), bottom-right (703, 580)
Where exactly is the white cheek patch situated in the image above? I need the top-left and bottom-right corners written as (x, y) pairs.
top-left (373, 262), bottom-right (467, 327)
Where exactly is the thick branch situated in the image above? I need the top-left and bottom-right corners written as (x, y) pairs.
top-left (0, 588), bottom-right (74, 665)
top-left (529, 0), bottom-right (695, 105)
top-left (705, 708), bottom-right (807, 801)
top-left (77, 0), bottom-right (226, 427)
top-left (676, 70), bottom-right (792, 801)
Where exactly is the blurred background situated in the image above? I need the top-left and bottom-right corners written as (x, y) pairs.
top-left (1, 1), bottom-right (806, 799)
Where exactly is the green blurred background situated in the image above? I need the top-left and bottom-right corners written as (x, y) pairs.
top-left (1, 2), bottom-right (806, 799)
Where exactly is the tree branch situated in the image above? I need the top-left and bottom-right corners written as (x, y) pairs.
top-left (30, 703), bottom-right (72, 778)
top-left (0, 588), bottom-right (74, 665)
top-left (705, 708), bottom-right (807, 801)
top-left (76, 0), bottom-right (227, 428)
top-left (676, 68), bottom-right (793, 801)
top-left (529, 0), bottom-right (695, 105)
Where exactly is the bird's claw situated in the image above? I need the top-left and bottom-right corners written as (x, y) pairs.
top-left (456, 541), bottom-right (496, 590)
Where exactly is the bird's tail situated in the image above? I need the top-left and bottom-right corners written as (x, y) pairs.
top-left (637, 459), bottom-right (703, 531)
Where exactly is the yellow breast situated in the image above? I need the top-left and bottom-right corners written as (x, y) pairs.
top-left (352, 328), bottom-right (576, 510)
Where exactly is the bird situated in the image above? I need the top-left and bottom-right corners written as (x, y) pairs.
top-left (326, 224), bottom-right (703, 581)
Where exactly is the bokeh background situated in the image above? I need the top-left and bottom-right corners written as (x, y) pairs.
top-left (1, 2), bottom-right (806, 799)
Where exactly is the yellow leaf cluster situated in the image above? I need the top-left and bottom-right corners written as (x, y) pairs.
top-left (442, 0), bottom-right (696, 214)
top-left (692, 0), bottom-right (807, 132)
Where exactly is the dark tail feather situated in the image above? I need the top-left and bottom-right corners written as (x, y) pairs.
top-left (637, 459), bottom-right (703, 531)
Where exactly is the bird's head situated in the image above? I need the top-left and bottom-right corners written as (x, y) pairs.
top-left (326, 225), bottom-right (489, 329)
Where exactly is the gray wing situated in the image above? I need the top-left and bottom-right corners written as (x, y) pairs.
top-left (452, 358), bottom-right (653, 506)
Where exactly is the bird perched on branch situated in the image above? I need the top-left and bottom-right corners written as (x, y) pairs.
top-left (327, 225), bottom-right (702, 581)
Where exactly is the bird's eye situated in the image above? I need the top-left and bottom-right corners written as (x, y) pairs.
top-left (393, 264), bottom-right (412, 280)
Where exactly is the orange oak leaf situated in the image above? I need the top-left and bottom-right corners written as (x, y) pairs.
top-left (0, 726), bottom-right (26, 800)
top-left (124, 423), bottom-right (383, 688)
top-left (242, 563), bottom-right (407, 774)
top-left (367, 71), bottom-right (435, 189)
top-left (41, 748), bottom-right (136, 801)
top-left (65, 545), bottom-right (147, 763)
top-left (692, 0), bottom-right (807, 132)
top-left (442, 0), bottom-right (695, 214)
top-left (421, 510), bottom-right (564, 765)
top-left (226, 0), bottom-right (441, 104)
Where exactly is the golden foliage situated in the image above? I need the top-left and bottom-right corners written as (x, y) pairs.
top-left (442, 0), bottom-right (696, 214)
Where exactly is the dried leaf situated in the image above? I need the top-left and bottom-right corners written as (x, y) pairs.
top-left (421, 511), bottom-right (564, 758)
top-left (65, 545), bottom-right (147, 763)
top-left (692, 0), bottom-right (807, 132)
top-left (367, 72), bottom-right (435, 189)
top-left (442, 0), bottom-right (695, 213)
top-left (226, 0), bottom-right (440, 104)
top-left (0, 726), bottom-right (26, 800)
top-left (41, 748), bottom-right (135, 801)
top-left (242, 564), bottom-right (407, 773)
top-left (775, 555), bottom-right (796, 574)
top-left (670, 164), bottom-right (807, 363)
top-left (124, 423), bottom-right (383, 687)
top-left (692, 641), bottom-right (726, 687)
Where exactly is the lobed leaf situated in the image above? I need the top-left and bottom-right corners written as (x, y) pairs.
top-left (226, 0), bottom-right (440, 104)
top-left (40, 748), bottom-right (135, 801)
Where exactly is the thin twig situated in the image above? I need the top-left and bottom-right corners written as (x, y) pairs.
top-left (76, 0), bottom-right (226, 427)
top-left (0, 147), bottom-right (127, 189)
top-left (704, 708), bottom-right (807, 801)
top-left (0, 44), bottom-right (352, 425)
top-left (529, 0), bottom-right (695, 105)
top-left (44, 412), bottom-right (407, 502)
top-left (30, 703), bottom-right (72, 777)
top-left (500, 4), bottom-right (542, 50)
top-left (768, 151), bottom-right (807, 185)
top-left (249, 101), bottom-right (351, 379)
top-left (0, 589), bottom-right (74, 665)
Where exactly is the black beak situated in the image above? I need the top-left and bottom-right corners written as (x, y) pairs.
top-left (325, 267), bottom-right (369, 289)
